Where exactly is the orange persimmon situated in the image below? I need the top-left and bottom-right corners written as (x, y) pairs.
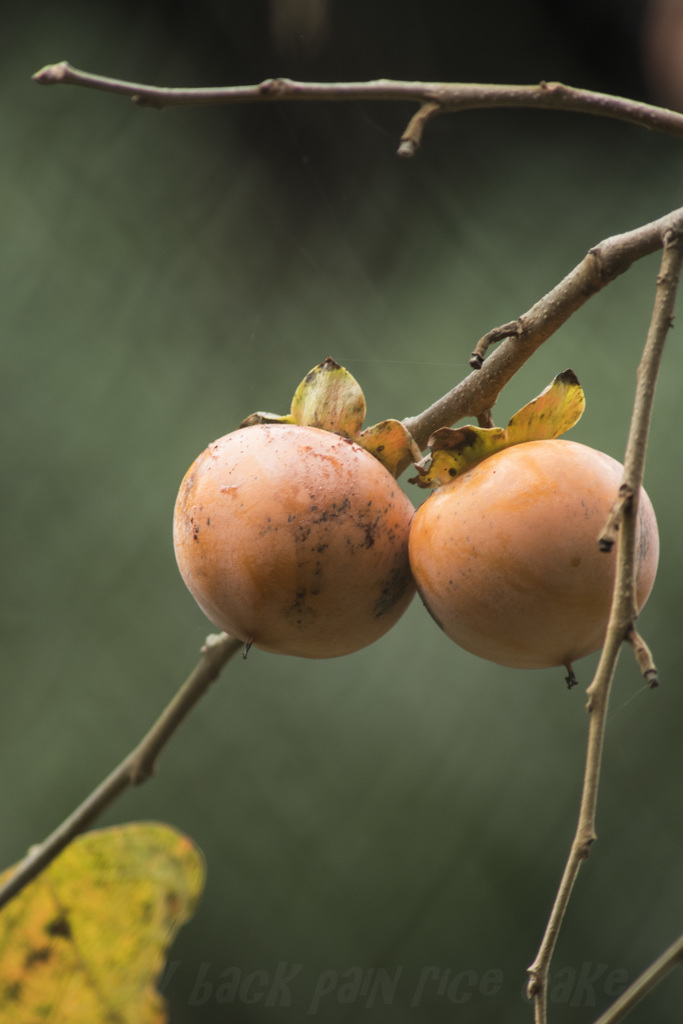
top-left (408, 439), bottom-right (659, 673)
top-left (174, 423), bottom-right (416, 658)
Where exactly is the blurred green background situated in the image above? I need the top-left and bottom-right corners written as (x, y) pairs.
top-left (2, 1), bottom-right (682, 1021)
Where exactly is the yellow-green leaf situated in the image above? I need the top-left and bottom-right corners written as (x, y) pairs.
top-left (411, 370), bottom-right (585, 488)
top-left (239, 410), bottom-right (294, 427)
top-left (289, 357), bottom-right (366, 436)
top-left (240, 357), bottom-right (420, 476)
top-left (505, 368), bottom-right (585, 444)
top-left (239, 357), bottom-right (366, 437)
top-left (410, 425), bottom-right (507, 487)
top-left (0, 822), bottom-right (205, 1024)
top-left (360, 419), bottom-right (422, 478)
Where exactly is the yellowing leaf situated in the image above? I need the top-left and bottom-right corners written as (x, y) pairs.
top-left (410, 424), bottom-right (508, 487)
top-left (505, 368), bottom-right (585, 444)
top-left (289, 357), bottom-right (366, 437)
top-left (0, 822), bottom-right (205, 1024)
top-left (360, 419), bottom-right (422, 478)
top-left (240, 357), bottom-right (420, 478)
top-left (240, 358), bottom-right (365, 436)
top-left (411, 370), bottom-right (585, 488)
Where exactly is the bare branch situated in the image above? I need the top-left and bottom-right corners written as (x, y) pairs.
top-left (402, 207), bottom-right (683, 451)
top-left (32, 63), bottom-right (683, 157)
top-left (0, 632), bottom-right (242, 910)
top-left (526, 229), bottom-right (683, 1024)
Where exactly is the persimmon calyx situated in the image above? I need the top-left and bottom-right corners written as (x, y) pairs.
top-left (240, 356), bottom-right (421, 477)
top-left (410, 369), bottom-right (585, 488)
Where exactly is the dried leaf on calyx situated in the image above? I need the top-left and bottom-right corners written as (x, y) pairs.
top-left (241, 357), bottom-right (420, 477)
top-left (411, 369), bottom-right (585, 488)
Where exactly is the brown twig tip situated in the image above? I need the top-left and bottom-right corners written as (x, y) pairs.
top-left (398, 100), bottom-right (442, 158)
top-left (626, 626), bottom-right (659, 688)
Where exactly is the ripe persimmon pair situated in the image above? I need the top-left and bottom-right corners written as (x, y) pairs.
top-left (173, 361), bottom-right (658, 676)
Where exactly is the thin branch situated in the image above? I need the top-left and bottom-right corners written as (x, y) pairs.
top-left (526, 229), bottom-right (683, 1024)
top-left (30, 61), bottom-right (683, 455)
top-left (32, 63), bottom-right (683, 155)
top-left (401, 207), bottom-right (683, 451)
top-left (0, 632), bottom-right (242, 910)
top-left (590, 932), bottom-right (683, 1024)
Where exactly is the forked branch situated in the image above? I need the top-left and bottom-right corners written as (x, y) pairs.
top-left (526, 229), bottom-right (683, 1024)
top-left (29, 60), bottom-right (683, 449)
top-left (32, 62), bottom-right (683, 156)
top-left (402, 208), bottom-right (683, 450)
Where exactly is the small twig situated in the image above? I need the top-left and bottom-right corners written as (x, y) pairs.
top-left (589, 932), bottom-right (683, 1024)
top-left (402, 208), bottom-right (683, 450)
top-left (626, 625), bottom-right (659, 687)
top-left (32, 63), bottom-right (683, 156)
top-left (470, 320), bottom-right (522, 369)
top-left (397, 101), bottom-right (442, 157)
top-left (526, 228), bottom-right (682, 1024)
top-left (0, 632), bottom-right (242, 910)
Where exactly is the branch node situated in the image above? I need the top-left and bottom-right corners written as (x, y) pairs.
top-left (259, 77), bottom-right (293, 96)
top-left (598, 483), bottom-right (633, 552)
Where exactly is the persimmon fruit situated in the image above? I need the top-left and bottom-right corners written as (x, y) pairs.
top-left (173, 423), bottom-right (416, 658)
top-left (408, 439), bottom-right (659, 672)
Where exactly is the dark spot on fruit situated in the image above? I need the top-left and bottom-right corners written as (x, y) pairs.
top-left (373, 563), bottom-right (412, 618)
top-left (449, 468), bottom-right (457, 477)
